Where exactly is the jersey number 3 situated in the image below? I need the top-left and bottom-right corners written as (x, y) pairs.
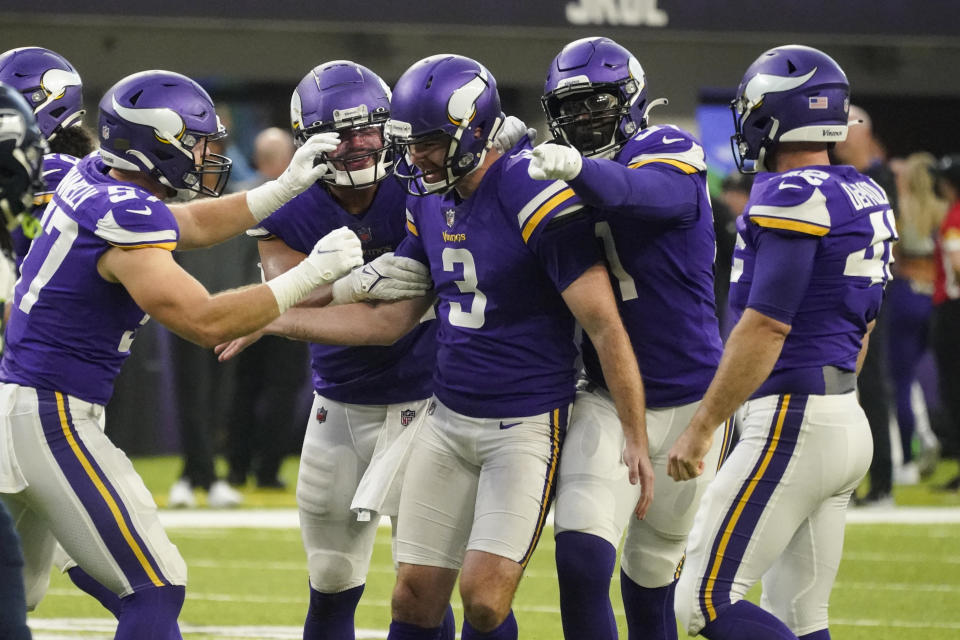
top-left (442, 247), bottom-right (487, 329)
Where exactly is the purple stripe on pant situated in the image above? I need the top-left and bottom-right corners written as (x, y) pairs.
top-left (37, 389), bottom-right (169, 591)
top-left (699, 394), bottom-right (808, 623)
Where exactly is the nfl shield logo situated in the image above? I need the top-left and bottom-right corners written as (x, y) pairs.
top-left (316, 406), bottom-right (328, 423)
top-left (400, 409), bottom-right (416, 427)
top-left (444, 209), bottom-right (456, 227)
top-left (355, 226), bottom-right (372, 243)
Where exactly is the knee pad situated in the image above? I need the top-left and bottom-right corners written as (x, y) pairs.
top-left (297, 444), bottom-right (360, 518)
top-left (620, 521), bottom-right (688, 588)
top-left (301, 511), bottom-right (378, 593)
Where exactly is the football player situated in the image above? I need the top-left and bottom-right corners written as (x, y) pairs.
top-left (669, 45), bottom-right (894, 640)
top-left (0, 69), bottom-right (363, 639)
top-left (238, 53), bottom-right (653, 640)
top-left (241, 60), bottom-right (444, 640)
top-left (526, 37), bottom-right (731, 640)
top-left (0, 80), bottom-right (47, 640)
top-left (0, 47), bottom-right (97, 269)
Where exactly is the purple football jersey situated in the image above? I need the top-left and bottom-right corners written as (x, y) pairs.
top-left (254, 176), bottom-right (435, 404)
top-left (396, 140), bottom-right (601, 418)
top-left (12, 153), bottom-right (80, 268)
top-left (576, 125), bottom-right (723, 407)
top-left (0, 153), bottom-right (179, 404)
top-left (729, 165), bottom-right (897, 395)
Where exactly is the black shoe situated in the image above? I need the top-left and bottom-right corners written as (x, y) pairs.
top-left (256, 477), bottom-right (287, 490)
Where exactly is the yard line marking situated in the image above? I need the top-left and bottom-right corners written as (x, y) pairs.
top-left (843, 551), bottom-right (960, 564)
top-left (30, 619), bottom-right (389, 639)
top-left (834, 581), bottom-right (960, 593)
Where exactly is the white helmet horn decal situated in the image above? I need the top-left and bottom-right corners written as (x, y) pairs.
top-left (743, 68), bottom-right (817, 110)
top-left (111, 96), bottom-right (185, 142)
top-left (447, 71), bottom-right (488, 125)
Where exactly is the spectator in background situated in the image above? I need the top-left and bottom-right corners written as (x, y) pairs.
top-left (833, 104), bottom-right (897, 506)
top-left (714, 173), bottom-right (753, 339)
top-left (932, 154), bottom-right (960, 491)
top-left (227, 127), bottom-right (309, 490)
top-left (888, 153), bottom-right (945, 483)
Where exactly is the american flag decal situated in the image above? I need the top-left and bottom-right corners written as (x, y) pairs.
top-left (809, 96), bottom-right (829, 109)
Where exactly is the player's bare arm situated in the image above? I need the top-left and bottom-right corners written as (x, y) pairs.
top-left (561, 262), bottom-right (654, 519)
top-left (855, 319), bottom-right (877, 375)
top-left (171, 133), bottom-right (339, 250)
top-left (667, 309), bottom-right (790, 481)
top-left (265, 294), bottom-right (434, 347)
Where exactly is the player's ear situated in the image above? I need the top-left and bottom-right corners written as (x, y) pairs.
top-left (473, 126), bottom-right (484, 140)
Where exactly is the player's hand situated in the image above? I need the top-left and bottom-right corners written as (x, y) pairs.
top-left (215, 329), bottom-right (264, 362)
top-left (494, 115), bottom-right (537, 153)
top-left (302, 226), bottom-right (364, 283)
top-left (279, 132), bottom-right (340, 192)
top-left (528, 142), bottom-right (583, 181)
top-left (667, 422), bottom-right (714, 482)
top-left (331, 252), bottom-right (431, 305)
top-left (623, 436), bottom-right (655, 520)
top-left (246, 132), bottom-right (340, 220)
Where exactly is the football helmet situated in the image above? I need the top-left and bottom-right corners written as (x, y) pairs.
top-left (542, 37), bottom-right (653, 158)
top-left (0, 47), bottom-right (84, 142)
top-left (387, 54), bottom-right (503, 195)
top-left (98, 70), bottom-right (232, 200)
top-left (731, 45), bottom-right (850, 173)
top-left (291, 60), bottom-right (392, 189)
top-left (0, 82), bottom-right (47, 224)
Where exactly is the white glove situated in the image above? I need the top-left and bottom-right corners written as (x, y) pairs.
top-left (527, 142), bottom-right (584, 181)
top-left (266, 226), bottom-right (363, 312)
top-left (494, 115), bottom-right (537, 153)
top-left (331, 252), bottom-right (432, 305)
top-left (246, 132), bottom-right (340, 221)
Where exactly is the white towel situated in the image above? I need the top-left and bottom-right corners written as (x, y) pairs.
top-left (351, 402), bottom-right (428, 521)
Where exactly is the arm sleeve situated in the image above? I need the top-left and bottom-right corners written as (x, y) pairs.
top-left (534, 211), bottom-right (603, 292)
top-left (568, 156), bottom-right (700, 225)
top-left (745, 230), bottom-right (819, 324)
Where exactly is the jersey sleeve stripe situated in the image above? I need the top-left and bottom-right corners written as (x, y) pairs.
top-left (108, 241), bottom-right (177, 251)
top-left (520, 188), bottom-right (580, 243)
top-left (628, 158), bottom-right (700, 174)
top-left (749, 216), bottom-right (830, 236)
top-left (516, 180), bottom-right (569, 229)
top-left (406, 219), bottom-right (419, 236)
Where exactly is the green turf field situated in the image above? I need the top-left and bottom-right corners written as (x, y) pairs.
top-left (27, 456), bottom-right (960, 639)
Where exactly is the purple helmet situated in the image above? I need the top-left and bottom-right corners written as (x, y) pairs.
top-left (542, 37), bottom-right (648, 157)
top-left (386, 54), bottom-right (503, 195)
top-left (291, 60), bottom-right (392, 188)
top-left (0, 82), bottom-right (47, 221)
top-left (0, 47), bottom-right (84, 142)
top-left (731, 45), bottom-right (850, 174)
top-left (98, 70), bottom-right (232, 200)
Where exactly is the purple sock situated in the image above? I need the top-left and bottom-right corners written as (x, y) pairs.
top-left (439, 604), bottom-right (456, 640)
top-left (388, 620), bottom-right (442, 640)
top-left (620, 571), bottom-right (677, 640)
top-left (303, 583), bottom-right (365, 640)
top-left (67, 566), bottom-right (123, 618)
top-left (701, 600), bottom-right (798, 640)
top-left (798, 631), bottom-right (830, 640)
top-left (115, 585), bottom-right (185, 640)
top-left (555, 531), bottom-right (618, 640)
top-left (461, 610), bottom-right (517, 640)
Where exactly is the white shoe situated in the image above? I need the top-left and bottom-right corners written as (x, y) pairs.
top-left (207, 480), bottom-right (243, 508)
top-left (168, 479), bottom-right (196, 509)
top-left (894, 462), bottom-right (920, 486)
